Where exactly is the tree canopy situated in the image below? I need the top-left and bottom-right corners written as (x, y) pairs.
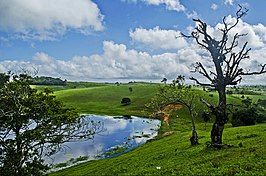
top-left (0, 73), bottom-right (103, 176)
top-left (146, 76), bottom-right (200, 145)
top-left (31, 76), bottom-right (67, 85)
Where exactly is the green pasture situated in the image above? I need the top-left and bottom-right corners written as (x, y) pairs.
top-left (54, 83), bottom-right (159, 116)
top-left (50, 123), bottom-right (266, 176)
top-left (32, 82), bottom-right (266, 175)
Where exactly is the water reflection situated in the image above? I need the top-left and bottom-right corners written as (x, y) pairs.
top-left (50, 115), bottom-right (161, 165)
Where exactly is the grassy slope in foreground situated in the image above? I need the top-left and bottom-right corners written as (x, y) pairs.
top-left (50, 123), bottom-right (266, 175)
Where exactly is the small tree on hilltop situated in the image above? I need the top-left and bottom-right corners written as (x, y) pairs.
top-left (0, 73), bottom-right (104, 176)
top-left (182, 5), bottom-right (266, 147)
top-left (129, 87), bottom-right (133, 93)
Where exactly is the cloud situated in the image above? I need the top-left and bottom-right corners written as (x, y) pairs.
top-left (0, 0), bottom-right (104, 41)
top-left (211, 4), bottom-right (218, 10)
top-left (224, 0), bottom-right (234, 6)
top-left (142, 0), bottom-right (185, 12)
top-left (129, 26), bottom-right (188, 50)
top-left (123, 0), bottom-right (185, 12)
top-left (1, 17), bottom-right (266, 84)
top-left (129, 15), bottom-right (266, 52)
top-left (185, 11), bottom-right (198, 19)
top-left (0, 38), bottom-right (265, 84)
top-left (214, 15), bottom-right (266, 49)
top-left (0, 41), bottom-right (192, 81)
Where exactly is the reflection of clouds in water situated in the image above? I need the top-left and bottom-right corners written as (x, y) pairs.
top-left (50, 115), bottom-right (161, 165)
top-left (129, 118), bottom-right (160, 144)
top-left (51, 141), bottom-right (105, 164)
top-left (91, 115), bottom-right (128, 134)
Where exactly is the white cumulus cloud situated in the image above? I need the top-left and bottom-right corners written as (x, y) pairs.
top-left (214, 15), bottom-right (266, 49)
top-left (143, 0), bottom-right (185, 12)
top-left (224, 0), bottom-right (234, 6)
top-left (0, 41), bottom-right (192, 81)
top-left (1, 17), bottom-right (266, 84)
top-left (124, 0), bottom-right (185, 12)
top-left (211, 4), bottom-right (218, 10)
top-left (129, 26), bottom-right (188, 50)
top-left (0, 0), bottom-right (104, 41)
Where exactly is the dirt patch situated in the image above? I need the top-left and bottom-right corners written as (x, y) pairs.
top-left (162, 131), bottom-right (176, 137)
top-left (156, 104), bottom-right (183, 129)
top-left (161, 104), bottom-right (183, 113)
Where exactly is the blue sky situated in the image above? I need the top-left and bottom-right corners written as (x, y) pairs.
top-left (0, 0), bottom-right (266, 84)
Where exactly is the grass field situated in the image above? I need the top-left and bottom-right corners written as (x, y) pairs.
top-left (53, 82), bottom-right (159, 116)
top-left (37, 82), bottom-right (266, 175)
top-left (50, 123), bottom-right (266, 175)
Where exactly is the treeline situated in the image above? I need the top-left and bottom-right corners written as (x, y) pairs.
top-left (32, 76), bottom-right (67, 85)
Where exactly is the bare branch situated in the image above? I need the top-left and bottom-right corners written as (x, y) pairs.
top-left (191, 62), bottom-right (214, 83)
top-left (189, 77), bottom-right (214, 87)
top-left (241, 64), bottom-right (266, 75)
top-left (200, 98), bottom-right (214, 109)
top-left (180, 32), bottom-right (193, 38)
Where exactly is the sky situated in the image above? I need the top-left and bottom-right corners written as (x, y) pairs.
top-left (0, 0), bottom-right (266, 84)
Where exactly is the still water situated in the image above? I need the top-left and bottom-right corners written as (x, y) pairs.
top-left (49, 115), bottom-right (161, 165)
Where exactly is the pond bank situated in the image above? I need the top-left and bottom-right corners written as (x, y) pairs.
top-left (49, 115), bottom-right (161, 171)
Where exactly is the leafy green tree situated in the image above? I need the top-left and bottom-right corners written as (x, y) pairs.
top-left (0, 72), bottom-right (10, 87)
top-left (147, 75), bottom-right (200, 145)
top-left (0, 73), bottom-right (103, 176)
top-left (231, 107), bottom-right (265, 127)
top-left (31, 76), bottom-right (67, 85)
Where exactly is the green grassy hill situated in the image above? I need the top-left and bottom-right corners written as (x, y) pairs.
top-left (50, 123), bottom-right (266, 175)
top-left (53, 82), bottom-right (159, 116)
top-left (39, 82), bottom-right (266, 175)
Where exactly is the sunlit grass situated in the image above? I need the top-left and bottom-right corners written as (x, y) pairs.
top-left (54, 83), bottom-right (159, 116)
top-left (50, 123), bottom-right (266, 175)
top-left (34, 82), bottom-right (266, 175)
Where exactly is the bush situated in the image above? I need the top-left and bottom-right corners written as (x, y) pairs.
top-left (121, 98), bottom-right (131, 106)
top-left (257, 99), bottom-right (266, 108)
top-left (231, 107), bottom-right (265, 127)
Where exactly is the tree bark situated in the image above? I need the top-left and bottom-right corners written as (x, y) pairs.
top-left (190, 110), bottom-right (199, 145)
top-left (190, 129), bottom-right (199, 145)
top-left (211, 85), bottom-right (227, 145)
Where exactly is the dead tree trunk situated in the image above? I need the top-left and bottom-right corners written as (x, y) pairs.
top-left (182, 5), bottom-right (266, 146)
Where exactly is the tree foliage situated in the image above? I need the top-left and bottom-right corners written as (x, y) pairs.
top-left (146, 76), bottom-right (200, 145)
top-left (231, 97), bottom-right (266, 127)
top-left (121, 97), bottom-right (131, 106)
top-left (232, 107), bottom-right (266, 127)
top-left (32, 76), bottom-right (67, 85)
top-left (0, 73), bottom-right (103, 176)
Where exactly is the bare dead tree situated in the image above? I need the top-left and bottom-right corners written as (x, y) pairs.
top-left (182, 5), bottom-right (266, 147)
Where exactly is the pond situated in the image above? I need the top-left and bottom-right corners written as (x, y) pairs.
top-left (49, 115), bottom-right (161, 168)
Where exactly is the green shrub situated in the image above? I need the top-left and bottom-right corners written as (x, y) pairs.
top-left (231, 107), bottom-right (265, 127)
top-left (121, 97), bottom-right (131, 106)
